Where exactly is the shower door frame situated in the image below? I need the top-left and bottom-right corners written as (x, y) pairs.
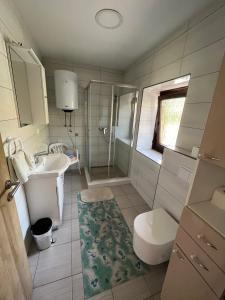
top-left (86, 80), bottom-right (139, 181)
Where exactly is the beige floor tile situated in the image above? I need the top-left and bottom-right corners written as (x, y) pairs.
top-left (72, 240), bottom-right (82, 275)
top-left (127, 194), bottom-right (147, 206)
top-left (88, 290), bottom-right (113, 300)
top-left (73, 273), bottom-right (84, 300)
top-left (110, 186), bottom-right (126, 197)
top-left (28, 242), bottom-right (39, 281)
top-left (144, 266), bottom-right (167, 296)
top-left (72, 191), bottom-right (78, 203)
top-left (34, 243), bottom-right (71, 287)
top-left (63, 204), bottom-right (72, 221)
top-left (72, 218), bottom-right (80, 241)
top-left (64, 192), bottom-right (72, 204)
top-left (72, 182), bottom-right (82, 192)
top-left (144, 293), bottom-right (162, 300)
top-left (134, 205), bottom-right (150, 215)
top-left (52, 221), bottom-right (72, 246)
top-left (116, 195), bottom-right (133, 209)
top-left (32, 277), bottom-right (72, 300)
top-left (121, 184), bottom-right (137, 195)
top-left (112, 276), bottom-right (151, 300)
top-left (72, 203), bottom-right (79, 219)
top-left (121, 207), bottom-right (139, 227)
top-left (64, 182), bottom-right (72, 193)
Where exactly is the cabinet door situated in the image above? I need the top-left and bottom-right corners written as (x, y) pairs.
top-left (56, 175), bottom-right (64, 222)
top-left (41, 66), bottom-right (47, 98)
top-left (161, 245), bottom-right (217, 300)
top-left (200, 54), bottom-right (225, 168)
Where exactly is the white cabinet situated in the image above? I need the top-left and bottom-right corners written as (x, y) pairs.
top-left (199, 53), bottom-right (225, 167)
top-left (161, 245), bottom-right (218, 300)
top-left (25, 173), bottom-right (64, 227)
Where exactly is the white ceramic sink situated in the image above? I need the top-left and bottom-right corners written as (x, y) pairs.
top-left (29, 153), bottom-right (70, 178)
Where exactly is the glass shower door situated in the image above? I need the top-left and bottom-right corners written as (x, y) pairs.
top-left (86, 81), bottom-right (138, 181)
top-left (87, 82), bottom-right (113, 180)
top-left (111, 86), bottom-right (138, 178)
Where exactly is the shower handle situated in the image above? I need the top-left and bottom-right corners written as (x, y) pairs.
top-left (98, 127), bottom-right (108, 135)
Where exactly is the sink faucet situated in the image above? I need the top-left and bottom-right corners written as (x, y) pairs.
top-left (34, 151), bottom-right (48, 164)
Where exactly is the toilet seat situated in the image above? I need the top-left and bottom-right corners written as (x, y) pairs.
top-left (133, 208), bottom-right (178, 265)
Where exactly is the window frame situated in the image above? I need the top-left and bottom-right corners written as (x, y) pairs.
top-left (152, 86), bottom-right (188, 153)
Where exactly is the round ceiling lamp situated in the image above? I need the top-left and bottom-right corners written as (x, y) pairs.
top-left (95, 9), bottom-right (123, 29)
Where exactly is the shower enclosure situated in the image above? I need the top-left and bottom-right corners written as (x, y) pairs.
top-left (84, 80), bottom-right (138, 182)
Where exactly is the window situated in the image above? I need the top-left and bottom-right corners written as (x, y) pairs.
top-left (152, 87), bottom-right (187, 153)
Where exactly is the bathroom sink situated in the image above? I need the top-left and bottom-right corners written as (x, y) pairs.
top-left (29, 153), bottom-right (70, 178)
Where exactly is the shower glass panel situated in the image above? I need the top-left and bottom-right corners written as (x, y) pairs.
top-left (85, 80), bottom-right (138, 182)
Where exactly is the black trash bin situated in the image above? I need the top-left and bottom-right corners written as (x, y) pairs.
top-left (31, 218), bottom-right (53, 250)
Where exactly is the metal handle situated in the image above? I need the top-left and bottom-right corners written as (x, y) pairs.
top-left (197, 234), bottom-right (217, 250)
top-left (0, 180), bottom-right (21, 201)
top-left (7, 181), bottom-right (21, 201)
top-left (172, 248), bottom-right (185, 262)
top-left (190, 254), bottom-right (209, 271)
top-left (198, 153), bottom-right (220, 161)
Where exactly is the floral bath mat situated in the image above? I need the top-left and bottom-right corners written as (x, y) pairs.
top-left (77, 192), bottom-right (149, 298)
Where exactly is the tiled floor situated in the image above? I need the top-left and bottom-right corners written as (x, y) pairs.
top-left (29, 171), bottom-right (167, 300)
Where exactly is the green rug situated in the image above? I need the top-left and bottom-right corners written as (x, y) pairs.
top-left (77, 192), bottom-right (150, 299)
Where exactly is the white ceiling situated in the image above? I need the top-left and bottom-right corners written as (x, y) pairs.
top-left (13, 0), bottom-right (213, 70)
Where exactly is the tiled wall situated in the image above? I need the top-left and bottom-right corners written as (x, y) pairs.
top-left (43, 58), bottom-right (123, 168)
top-left (0, 0), bottom-right (49, 247)
top-left (154, 149), bottom-right (196, 221)
top-left (126, 0), bottom-right (225, 217)
top-left (125, 0), bottom-right (225, 151)
top-left (130, 150), bottom-right (161, 208)
top-left (115, 139), bottom-right (131, 175)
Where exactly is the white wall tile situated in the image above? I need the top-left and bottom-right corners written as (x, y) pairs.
top-left (0, 52), bottom-right (12, 89)
top-left (154, 185), bottom-right (184, 221)
top-left (0, 87), bottom-right (17, 120)
top-left (186, 72), bottom-right (218, 103)
top-left (184, 5), bottom-right (225, 55)
top-left (176, 127), bottom-right (204, 149)
top-left (180, 38), bottom-right (225, 78)
top-left (180, 102), bottom-right (211, 129)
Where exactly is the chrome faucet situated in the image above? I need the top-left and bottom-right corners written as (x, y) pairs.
top-left (34, 151), bottom-right (48, 164)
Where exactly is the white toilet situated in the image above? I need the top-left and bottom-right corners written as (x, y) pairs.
top-left (133, 208), bottom-right (178, 265)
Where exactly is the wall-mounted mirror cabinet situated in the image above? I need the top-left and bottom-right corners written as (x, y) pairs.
top-left (7, 44), bottom-right (49, 127)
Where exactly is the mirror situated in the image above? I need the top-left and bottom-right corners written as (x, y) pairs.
top-left (8, 46), bottom-right (33, 127)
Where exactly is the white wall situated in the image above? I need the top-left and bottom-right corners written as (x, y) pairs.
top-left (44, 58), bottom-right (123, 168)
top-left (126, 0), bottom-right (225, 150)
top-left (126, 0), bottom-right (225, 218)
top-left (154, 149), bottom-right (196, 221)
top-left (0, 0), bottom-right (49, 248)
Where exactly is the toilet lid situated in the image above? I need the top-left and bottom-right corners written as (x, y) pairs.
top-left (134, 208), bottom-right (179, 245)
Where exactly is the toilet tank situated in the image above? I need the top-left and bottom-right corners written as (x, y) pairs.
top-left (54, 70), bottom-right (78, 111)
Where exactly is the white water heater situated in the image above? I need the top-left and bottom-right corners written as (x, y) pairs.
top-left (54, 70), bottom-right (78, 111)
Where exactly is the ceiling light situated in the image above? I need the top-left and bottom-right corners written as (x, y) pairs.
top-left (95, 9), bottom-right (123, 29)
